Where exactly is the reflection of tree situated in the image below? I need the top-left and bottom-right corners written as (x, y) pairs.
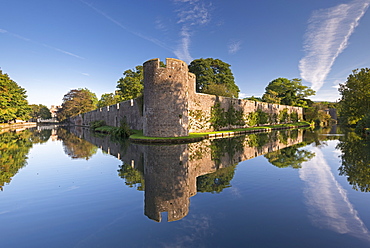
top-left (337, 132), bottom-right (370, 192)
top-left (118, 163), bottom-right (145, 191)
top-left (57, 128), bottom-right (97, 160)
top-left (0, 131), bottom-right (33, 190)
top-left (246, 133), bottom-right (270, 148)
top-left (264, 143), bottom-right (315, 169)
top-left (30, 129), bottom-right (52, 144)
top-left (209, 136), bottom-right (244, 166)
top-left (197, 165), bottom-right (236, 193)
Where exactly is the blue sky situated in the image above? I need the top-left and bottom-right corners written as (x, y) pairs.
top-left (1, 0), bottom-right (370, 107)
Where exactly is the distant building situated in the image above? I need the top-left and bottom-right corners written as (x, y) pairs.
top-left (49, 105), bottom-right (62, 120)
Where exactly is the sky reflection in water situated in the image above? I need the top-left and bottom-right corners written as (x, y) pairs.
top-left (0, 126), bottom-right (370, 247)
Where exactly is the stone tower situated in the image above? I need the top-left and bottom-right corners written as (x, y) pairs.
top-left (143, 58), bottom-right (194, 137)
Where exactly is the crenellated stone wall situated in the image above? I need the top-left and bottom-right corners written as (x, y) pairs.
top-left (70, 58), bottom-right (304, 137)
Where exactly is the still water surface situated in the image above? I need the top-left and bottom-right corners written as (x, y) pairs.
top-left (0, 126), bottom-right (370, 247)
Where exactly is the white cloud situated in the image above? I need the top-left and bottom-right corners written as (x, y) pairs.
top-left (228, 40), bottom-right (242, 54)
top-left (300, 147), bottom-right (370, 242)
top-left (299, 0), bottom-right (370, 92)
top-left (174, 27), bottom-right (193, 63)
top-left (173, 0), bottom-right (211, 63)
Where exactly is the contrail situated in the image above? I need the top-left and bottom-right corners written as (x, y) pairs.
top-left (173, 0), bottom-right (211, 63)
top-left (78, 0), bottom-right (172, 52)
top-left (0, 28), bottom-right (84, 59)
top-left (300, 146), bottom-right (370, 242)
top-left (299, 0), bottom-right (370, 91)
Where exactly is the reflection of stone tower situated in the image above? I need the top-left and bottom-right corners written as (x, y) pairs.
top-left (144, 144), bottom-right (196, 222)
top-left (143, 58), bottom-right (194, 137)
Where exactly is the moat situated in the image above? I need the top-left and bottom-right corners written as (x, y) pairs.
top-left (1, 126), bottom-right (370, 247)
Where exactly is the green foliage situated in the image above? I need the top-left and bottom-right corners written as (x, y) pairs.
top-left (338, 68), bottom-right (370, 125)
top-left (304, 102), bottom-right (332, 126)
top-left (97, 93), bottom-right (121, 108)
top-left (188, 58), bottom-right (240, 98)
top-left (57, 88), bottom-right (98, 122)
top-left (57, 128), bottom-right (98, 160)
top-left (210, 103), bottom-right (245, 130)
top-left (118, 163), bottom-right (145, 191)
top-left (246, 133), bottom-right (270, 147)
top-left (290, 112), bottom-right (299, 123)
top-left (247, 111), bottom-right (259, 127)
top-left (279, 108), bottom-right (289, 123)
top-left (116, 66), bottom-right (144, 101)
top-left (355, 113), bottom-right (370, 135)
top-left (90, 120), bottom-right (106, 130)
top-left (337, 131), bottom-right (370, 192)
top-left (257, 109), bottom-right (269, 125)
top-left (262, 78), bottom-right (315, 107)
top-left (265, 143), bottom-right (315, 169)
top-left (210, 102), bottom-right (227, 130)
top-left (0, 130), bottom-right (33, 190)
top-left (29, 104), bottom-right (51, 120)
top-left (197, 165), bottom-right (236, 193)
top-left (0, 70), bottom-right (31, 122)
top-left (111, 118), bottom-right (132, 138)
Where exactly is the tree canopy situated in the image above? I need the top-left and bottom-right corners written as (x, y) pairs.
top-left (97, 93), bottom-right (121, 108)
top-left (57, 88), bottom-right (98, 121)
top-left (338, 68), bottom-right (370, 125)
top-left (262, 78), bottom-right (315, 107)
top-left (116, 66), bottom-right (144, 101)
top-left (188, 58), bottom-right (239, 98)
top-left (30, 104), bottom-right (51, 120)
top-left (0, 70), bottom-right (31, 122)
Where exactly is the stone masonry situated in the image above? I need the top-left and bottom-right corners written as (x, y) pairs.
top-left (70, 58), bottom-right (304, 137)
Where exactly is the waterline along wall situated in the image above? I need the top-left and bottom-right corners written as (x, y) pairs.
top-left (70, 58), bottom-right (304, 137)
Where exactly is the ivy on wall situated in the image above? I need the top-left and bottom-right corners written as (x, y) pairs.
top-left (210, 103), bottom-right (245, 130)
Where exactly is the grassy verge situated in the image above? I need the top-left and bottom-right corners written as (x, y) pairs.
top-left (129, 121), bottom-right (311, 143)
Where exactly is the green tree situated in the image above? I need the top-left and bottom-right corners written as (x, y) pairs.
top-left (188, 58), bottom-right (240, 98)
top-left (197, 165), bottom-right (236, 193)
top-left (0, 70), bottom-right (31, 122)
top-left (57, 88), bottom-right (98, 121)
top-left (338, 68), bottom-right (370, 125)
top-left (118, 163), bottom-right (145, 191)
top-left (57, 128), bottom-right (98, 160)
top-left (265, 143), bottom-right (315, 169)
top-left (116, 66), bottom-right (144, 101)
top-left (0, 130), bottom-right (33, 190)
top-left (97, 93), bottom-right (121, 108)
top-left (262, 78), bottom-right (315, 107)
top-left (337, 131), bottom-right (370, 192)
top-left (304, 102), bottom-right (332, 126)
top-left (29, 104), bottom-right (52, 120)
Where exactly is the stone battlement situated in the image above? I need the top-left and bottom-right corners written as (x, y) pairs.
top-left (70, 58), bottom-right (304, 137)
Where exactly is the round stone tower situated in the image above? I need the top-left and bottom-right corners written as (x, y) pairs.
top-left (143, 58), bottom-right (191, 137)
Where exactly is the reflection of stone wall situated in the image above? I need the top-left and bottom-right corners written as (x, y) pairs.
top-left (144, 145), bottom-right (193, 222)
top-left (70, 58), bottom-right (303, 137)
top-left (70, 128), bottom-right (304, 222)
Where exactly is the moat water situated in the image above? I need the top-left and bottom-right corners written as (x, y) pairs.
top-left (1, 126), bottom-right (370, 248)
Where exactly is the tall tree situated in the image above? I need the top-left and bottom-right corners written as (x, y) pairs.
top-left (0, 70), bottom-right (31, 122)
top-left (97, 93), bottom-right (121, 108)
top-left (57, 88), bottom-right (98, 121)
top-left (338, 68), bottom-right (370, 125)
top-left (188, 58), bottom-right (239, 98)
top-left (116, 66), bottom-right (144, 101)
top-left (29, 104), bottom-right (52, 120)
top-left (262, 78), bottom-right (315, 107)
